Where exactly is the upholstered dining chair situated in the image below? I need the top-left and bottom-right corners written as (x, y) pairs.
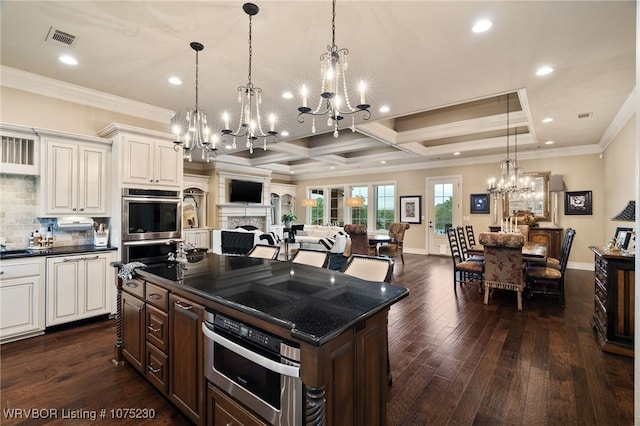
top-left (343, 224), bottom-right (376, 256)
top-left (525, 228), bottom-right (576, 306)
top-left (516, 224), bottom-right (530, 241)
top-left (289, 248), bottom-right (330, 268)
top-left (378, 223), bottom-right (410, 264)
top-left (246, 244), bottom-right (280, 260)
top-left (478, 232), bottom-right (526, 311)
top-left (340, 254), bottom-right (394, 384)
top-left (447, 227), bottom-right (484, 293)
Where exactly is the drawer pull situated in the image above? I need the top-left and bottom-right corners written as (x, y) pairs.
top-left (175, 301), bottom-right (192, 310)
top-left (135, 306), bottom-right (143, 313)
top-left (147, 364), bottom-right (161, 374)
top-left (148, 324), bottom-right (161, 332)
top-left (81, 255), bottom-right (99, 261)
top-left (62, 258), bottom-right (80, 262)
top-left (148, 293), bottom-right (161, 300)
top-left (125, 282), bottom-right (139, 288)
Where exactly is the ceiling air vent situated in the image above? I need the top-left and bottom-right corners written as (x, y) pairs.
top-left (45, 27), bottom-right (76, 47)
top-left (577, 112), bottom-right (593, 119)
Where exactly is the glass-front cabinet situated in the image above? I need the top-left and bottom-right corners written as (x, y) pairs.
top-left (183, 174), bottom-right (211, 251)
top-left (270, 183), bottom-right (296, 238)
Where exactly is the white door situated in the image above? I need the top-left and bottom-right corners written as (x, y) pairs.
top-left (426, 176), bottom-right (462, 255)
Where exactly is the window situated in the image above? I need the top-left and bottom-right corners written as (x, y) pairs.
top-left (329, 187), bottom-right (345, 226)
top-left (350, 186), bottom-right (368, 225)
top-left (434, 183), bottom-right (453, 235)
top-left (375, 184), bottom-right (395, 231)
top-left (310, 189), bottom-right (324, 225)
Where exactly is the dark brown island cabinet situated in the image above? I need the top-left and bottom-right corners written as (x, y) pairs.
top-left (589, 246), bottom-right (635, 357)
top-left (114, 255), bottom-right (408, 426)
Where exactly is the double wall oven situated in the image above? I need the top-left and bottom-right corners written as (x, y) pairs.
top-left (203, 310), bottom-right (303, 426)
top-left (121, 188), bottom-right (182, 263)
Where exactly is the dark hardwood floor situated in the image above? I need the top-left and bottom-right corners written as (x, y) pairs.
top-left (1, 253), bottom-right (633, 425)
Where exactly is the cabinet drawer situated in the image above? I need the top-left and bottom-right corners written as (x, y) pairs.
top-left (209, 384), bottom-right (267, 426)
top-left (122, 278), bottom-right (145, 299)
top-left (0, 260), bottom-right (44, 280)
top-left (146, 304), bottom-right (168, 352)
top-left (145, 342), bottom-right (168, 394)
top-left (145, 283), bottom-right (168, 311)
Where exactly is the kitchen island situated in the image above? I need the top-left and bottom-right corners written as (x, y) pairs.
top-left (115, 253), bottom-right (409, 425)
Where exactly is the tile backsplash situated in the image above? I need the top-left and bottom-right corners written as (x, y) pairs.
top-left (0, 174), bottom-right (109, 249)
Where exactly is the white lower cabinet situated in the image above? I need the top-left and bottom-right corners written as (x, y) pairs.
top-left (0, 257), bottom-right (46, 343)
top-left (46, 252), bottom-right (114, 326)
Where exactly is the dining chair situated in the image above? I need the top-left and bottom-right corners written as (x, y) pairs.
top-left (525, 228), bottom-right (576, 306)
top-left (378, 223), bottom-right (410, 264)
top-left (340, 254), bottom-right (394, 384)
top-left (447, 227), bottom-right (484, 293)
top-left (246, 244), bottom-right (280, 260)
top-left (478, 232), bottom-right (526, 311)
top-left (465, 225), bottom-right (476, 246)
top-left (456, 226), bottom-right (483, 262)
top-left (289, 248), bottom-right (330, 268)
top-left (343, 224), bottom-right (377, 256)
top-left (516, 224), bottom-right (530, 241)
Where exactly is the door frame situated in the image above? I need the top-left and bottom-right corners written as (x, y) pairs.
top-left (426, 175), bottom-right (462, 255)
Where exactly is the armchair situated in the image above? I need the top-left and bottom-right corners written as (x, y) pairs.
top-left (378, 223), bottom-right (410, 264)
top-left (343, 224), bottom-right (376, 256)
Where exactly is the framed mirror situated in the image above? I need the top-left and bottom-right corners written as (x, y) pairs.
top-left (503, 171), bottom-right (550, 222)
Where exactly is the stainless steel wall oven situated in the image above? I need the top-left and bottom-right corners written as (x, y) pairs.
top-left (203, 310), bottom-right (303, 426)
top-left (121, 188), bottom-right (181, 242)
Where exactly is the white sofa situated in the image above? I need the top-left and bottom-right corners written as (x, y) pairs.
top-left (294, 225), bottom-right (347, 253)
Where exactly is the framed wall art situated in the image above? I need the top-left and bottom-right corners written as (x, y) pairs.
top-left (399, 195), bottom-right (422, 224)
top-left (564, 190), bottom-right (592, 215)
top-left (470, 193), bottom-right (490, 214)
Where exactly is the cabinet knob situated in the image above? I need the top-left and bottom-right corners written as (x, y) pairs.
top-left (79, 208), bottom-right (85, 212)
top-left (155, 179), bottom-right (159, 183)
top-left (72, 208), bottom-right (77, 212)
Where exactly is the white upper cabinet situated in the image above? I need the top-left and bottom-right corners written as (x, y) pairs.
top-left (100, 124), bottom-right (183, 190)
top-left (41, 136), bottom-right (110, 217)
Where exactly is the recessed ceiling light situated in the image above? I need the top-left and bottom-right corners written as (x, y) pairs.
top-left (542, 117), bottom-right (553, 123)
top-left (453, 152), bottom-right (461, 156)
top-left (379, 105), bottom-right (390, 113)
top-left (330, 166), bottom-right (335, 169)
top-left (168, 77), bottom-right (182, 85)
top-left (58, 55), bottom-right (77, 65)
top-left (282, 91), bottom-right (293, 99)
top-left (380, 160), bottom-right (386, 164)
top-left (225, 144), bottom-right (233, 149)
top-left (280, 130), bottom-right (289, 137)
top-left (290, 171), bottom-right (294, 174)
top-left (536, 66), bottom-right (554, 76)
top-left (472, 19), bottom-right (493, 33)
top-left (545, 140), bottom-right (555, 145)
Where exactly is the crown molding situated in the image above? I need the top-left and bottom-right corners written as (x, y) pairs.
top-left (1, 66), bottom-right (175, 124)
top-left (599, 87), bottom-right (636, 151)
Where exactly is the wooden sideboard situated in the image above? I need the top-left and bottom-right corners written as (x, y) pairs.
top-left (488, 226), bottom-right (563, 259)
top-left (589, 246), bottom-right (634, 357)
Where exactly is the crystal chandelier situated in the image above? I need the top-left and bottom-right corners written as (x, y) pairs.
top-left (172, 42), bottom-right (217, 163)
top-left (221, 3), bottom-right (277, 154)
top-left (297, 0), bottom-right (371, 138)
top-left (487, 94), bottom-right (534, 197)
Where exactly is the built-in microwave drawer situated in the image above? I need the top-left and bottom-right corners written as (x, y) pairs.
top-left (145, 283), bottom-right (168, 312)
top-left (122, 278), bottom-right (145, 299)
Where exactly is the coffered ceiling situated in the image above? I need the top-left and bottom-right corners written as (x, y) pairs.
top-left (0, 1), bottom-right (635, 179)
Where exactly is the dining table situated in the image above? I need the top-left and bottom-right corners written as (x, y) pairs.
top-left (368, 234), bottom-right (392, 255)
top-left (468, 241), bottom-right (547, 262)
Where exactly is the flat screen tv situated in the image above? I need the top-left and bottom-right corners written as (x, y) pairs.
top-left (229, 180), bottom-right (262, 204)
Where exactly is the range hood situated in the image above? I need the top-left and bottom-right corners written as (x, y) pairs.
top-left (56, 216), bottom-right (94, 231)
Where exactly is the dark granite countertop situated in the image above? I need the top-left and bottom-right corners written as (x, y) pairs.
top-left (0, 245), bottom-right (117, 260)
top-left (133, 253), bottom-right (409, 346)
